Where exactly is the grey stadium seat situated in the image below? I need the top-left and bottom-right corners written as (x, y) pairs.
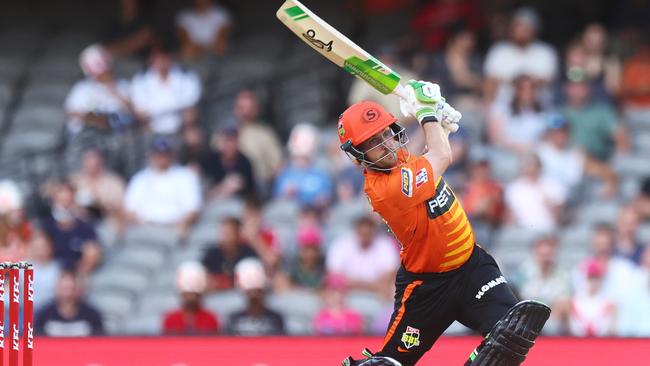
top-left (122, 312), bottom-right (163, 336)
top-left (1, 131), bottom-right (61, 156)
top-left (187, 222), bottom-right (218, 249)
top-left (613, 155), bottom-right (650, 179)
top-left (204, 290), bottom-right (246, 320)
top-left (346, 291), bottom-right (387, 324)
top-left (124, 224), bottom-right (178, 251)
top-left (199, 198), bottom-right (244, 223)
top-left (284, 314), bottom-right (313, 335)
top-left (138, 289), bottom-right (180, 316)
top-left (267, 290), bottom-right (322, 319)
top-left (263, 199), bottom-right (300, 227)
top-left (326, 197), bottom-right (372, 229)
top-left (559, 224), bottom-right (592, 248)
top-left (11, 105), bottom-right (66, 132)
top-left (91, 266), bottom-right (150, 296)
top-left (492, 225), bottom-right (538, 249)
top-left (576, 201), bottom-right (620, 225)
top-left (149, 269), bottom-right (177, 293)
top-left (111, 246), bottom-right (167, 274)
top-left (638, 223), bottom-right (650, 244)
top-left (88, 290), bottom-right (134, 320)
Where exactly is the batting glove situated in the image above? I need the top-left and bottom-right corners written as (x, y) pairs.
top-left (399, 80), bottom-right (461, 133)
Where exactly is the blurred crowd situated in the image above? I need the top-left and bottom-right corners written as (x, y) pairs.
top-left (0, 0), bottom-right (649, 338)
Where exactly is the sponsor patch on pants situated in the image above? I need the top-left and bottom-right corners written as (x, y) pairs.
top-left (401, 326), bottom-right (421, 349)
top-left (475, 276), bottom-right (507, 299)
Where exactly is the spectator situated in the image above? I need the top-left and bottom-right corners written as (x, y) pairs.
top-left (573, 224), bottom-right (638, 302)
top-left (176, 0), bottom-right (232, 59)
top-left (623, 246), bottom-right (650, 335)
top-left (0, 180), bottom-right (31, 262)
top-left (483, 7), bottom-right (558, 103)
top-left (202, 217), bottom-right (257, 290)
top-left (200, 125), bottom-right (255, 200)
top-left (411, 0), bottom-right (483, 51)
top-left (65, 44), bottom-right (133, 135)
top-left (41, 182), bottom-right (101, 275)
top-left (103, 0), bottom-right (153, 58)
top-left (635, 177), bottom-right (650, 221)
top-left (288, 225), bottom-right (325, 290)
top-left (505, 154), bottom-right (566, 232)
top-left (274, 124), bottom-right (333, 208)
top-left (349, 45), bottom-right (418, 120)
top-left (124, 136), bottom-right (201, 238)
top-left (34, 270), bottom-right (104, 336)
top-left (325, 138), bottom-right (364, 203)
top-left (131, 40), bottom-right (201, 135)
top-left (461, 156), bottom-right (504, 245)
top-left (538, 114), bottom-right (618, 199)
top-left (232, 90), bottom-right (283, 194)
top-left (313, 274), bottom-right (364, 336)
top-left (619, 43), bottom-right (650, 110)
top-left (423, 22), bottom-right (482, 102)
top-left (562, 25), bottom-right (620, 102)
top-left (326, 216), bottom-right (399, 296)
top-left (28, 230), bottom-right (62, 312)
top-left (69, 149), bottom-right (126, 230)
top-left (229, 258), bottom-right (285, 336)
top-left (562, 77), bottom-right (628, 162)
top-left (163, 261), bottom-right (219, 335)
top-left (512, 235), bottom-right (571, 334)
top-left (569, 260), bottom-right (617, 336)
top-left (487, 75), bottom-right (548, 154)
top-left (614, 206), bottom-right (644, 265)
top-left (240, 196), bottom-right (280, 272)
top-left (579, 23), bottom-right (621, 98)
top-left (178, 124), bottom-right (209, 172)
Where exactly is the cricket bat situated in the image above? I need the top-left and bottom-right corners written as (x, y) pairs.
top-left (276, 0), bottom-right (408, 100)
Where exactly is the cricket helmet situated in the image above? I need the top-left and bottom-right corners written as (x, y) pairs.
top-left (338, 101), bottom-right (408, 170)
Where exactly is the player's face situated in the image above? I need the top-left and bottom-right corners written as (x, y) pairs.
top-left (358, 128), bottom-right (399, 168)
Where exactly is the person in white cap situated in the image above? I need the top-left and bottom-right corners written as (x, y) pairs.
top-left (228, 258), bottom-right (285, 336)
top-left (163, 261), bottom-right (219, 335)
top-left (64, 44), bottom-right (133, 134)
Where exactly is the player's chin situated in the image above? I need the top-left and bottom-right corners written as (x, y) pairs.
top-left (376, 152), bottom-right (398, 169)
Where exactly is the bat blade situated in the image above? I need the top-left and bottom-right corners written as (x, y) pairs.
top-left (276, 0), bottom-right (406, 98)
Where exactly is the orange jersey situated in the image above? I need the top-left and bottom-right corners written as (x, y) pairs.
top-left (364, 152), bottom-right (475, 273)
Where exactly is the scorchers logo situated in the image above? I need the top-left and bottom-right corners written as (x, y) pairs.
top-left (475, 276), bottom-right (507, 300)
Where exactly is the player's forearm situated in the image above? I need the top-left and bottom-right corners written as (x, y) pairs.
top-left (422, 121), bottom-right (453, 176)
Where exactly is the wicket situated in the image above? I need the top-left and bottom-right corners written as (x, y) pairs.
top-left (0, 262), bottom-right (33, 366)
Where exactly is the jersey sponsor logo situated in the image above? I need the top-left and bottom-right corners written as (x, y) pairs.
top-left (401, 326), bottom-right (421, 349)
top-left (475, 275), bottom-right (507, 299)
top-left (415, 168), bottom-right (428, 188)
top-left (425, 180), bottom-right (455, 219)
top-left (401, 167), bottom-right (413, 197)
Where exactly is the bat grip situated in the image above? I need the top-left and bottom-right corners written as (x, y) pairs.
top-left (392, 83), bottom-right (409, 101)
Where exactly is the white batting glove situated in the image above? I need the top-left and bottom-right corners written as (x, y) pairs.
top-left (399, 80), bottom-right (461, 133)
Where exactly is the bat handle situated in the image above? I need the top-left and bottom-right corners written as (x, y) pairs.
top-left (392, 83), bottom-right (408, 101)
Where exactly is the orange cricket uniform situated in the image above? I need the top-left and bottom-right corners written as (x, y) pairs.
top-left (364, 150), bottom-right (475, 273)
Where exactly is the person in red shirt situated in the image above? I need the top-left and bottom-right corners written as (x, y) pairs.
top-left (337, 81), bottom-right (550, 366)
top-left (163, 261), bottom-right (219, 335)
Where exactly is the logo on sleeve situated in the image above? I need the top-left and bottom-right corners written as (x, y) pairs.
top-left (401, 167), bottom-right (413, 197)
top-left (401, 326), bottom-right (421, 349)
top-left (415, 168), bottom-right (428, 188)
top-left (425, 179), bottom-right (455, 219)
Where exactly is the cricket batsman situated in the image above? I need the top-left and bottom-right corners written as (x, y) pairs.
top-left (338, 80), bottom-right (551, 366)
